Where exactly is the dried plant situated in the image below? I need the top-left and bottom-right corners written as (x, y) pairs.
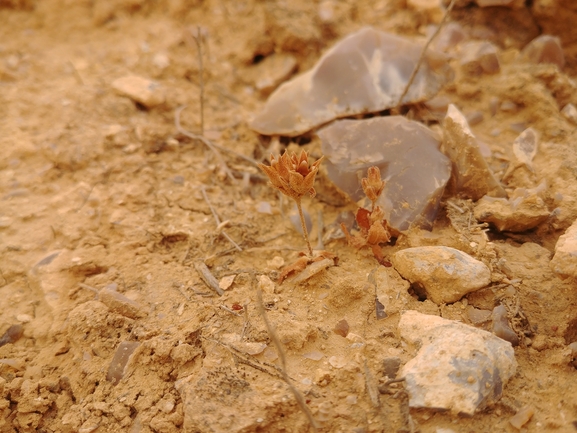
top-left (259, 150), bottom-right (337, 283)
top-left (362, 166), bottom-right (385, 211)
top-left (258, 150), bottom-right (323, 257)
top-left (341, 166), bottom-right (392, 265)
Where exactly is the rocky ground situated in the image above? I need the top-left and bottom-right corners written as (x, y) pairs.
top-left (1, 0), bottom-right (577, 432)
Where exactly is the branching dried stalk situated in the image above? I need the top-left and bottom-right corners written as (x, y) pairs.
top-left (200, 185), bottom-right (242, 251)
top-left (256, 289), bottom-right (319, 431)
top-left (396, 0), bottom-right (457, 108)
top-left (258, 151), bottom-right (322, 256)
top-left (184, 26), bottom-right (205, 135)
top-left (258, 151), bottom-right (338, 283)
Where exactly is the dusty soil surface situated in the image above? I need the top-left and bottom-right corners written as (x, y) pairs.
top-left (1, 1), bottom-right (577, 432)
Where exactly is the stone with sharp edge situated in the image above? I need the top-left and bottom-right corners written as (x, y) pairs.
top-left (399, 310), bottom-right (517, 416)
top-left (443, 104), bottom-right (506, 200)
top-left (250, 27), bottom-right (453, 136)
top-left (318, 116), bottom-right (451, 232)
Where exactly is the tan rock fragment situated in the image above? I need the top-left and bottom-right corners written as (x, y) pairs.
top-left (550, 218), bottom-right (577, 279)
top-left (474, 185), bottom-right (549, 232)
top-left (247, 53), bottom-right (298, 95)
top-left (111, 75), bottom-right (165, 108)
top-left (443, 104), bottom-right (506, 200)
top-left (460, 41), bottom-right (500, 75)
top-left (391, 246), bottom-right (491, 304)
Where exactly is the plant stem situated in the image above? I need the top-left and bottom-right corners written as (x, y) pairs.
top-left (295, 199), bottom-right (313, 257)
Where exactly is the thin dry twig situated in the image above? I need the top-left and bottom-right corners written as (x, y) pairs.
top-left (193, 260), bottom-right (224, 296)
top-left (220, 304), bottom-right (242, 317)
top-left (172, 282), bottom-right (191, 301)
top-left (200, 186), bottom-right (242, 251)
top-left (188, 26), bottom-right (205, 135)
top-left (175, 105), bottom-right (236, 182)
top-left (256, 289), bottom-right (319, 432)
top-left (202, 336), bottom-right (285, 380)
top-left (396, 0), bottom-right (456, 108)
top-left (316, 210), bottom-right (324, 250)
top-left (175, 105), bottom-right (260, 167)
top-left (240, 303), bottom-right (250, 340)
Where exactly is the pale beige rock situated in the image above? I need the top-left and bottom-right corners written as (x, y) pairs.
top-left (250, 27), bottom-right (453, 136)
top-left (509, 405), bottom-right (535, 429)
top-left (460, 41), bottom-right (500, 75)
top-left (248, 53), bottom-right (298, 95)
top-left (443, 104), bottom-right (507, 200)
top-left (111, 75), bottom-right (165, 108)
top-left (399, 310), bottom-right (517, 415)
top-left (512, 127), bottom-right (538, 170)
top-left (99, 286), bottom-right (146, 319)
top-left (391, 246), bottom-right (491, 304)
top-left (319, 116), bottom-right (451, 231)
top-left (522, 34), bottom-right (565, 69)
top-left (550, 218), bottom-right (577, 279)
top-left (561, 103), bottom-right (577, 125)
top-left (218, 275), bottom-right (236, 291)
top-left (474, 184), bottom-right (549, 232)
top-left (257, 274), bottom-right (276, 294)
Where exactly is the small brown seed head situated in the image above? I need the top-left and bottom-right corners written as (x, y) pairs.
top-left (258, 150), bottom-right (324, 201)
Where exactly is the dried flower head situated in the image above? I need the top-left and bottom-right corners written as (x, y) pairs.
top-left (361, 166), bottom-right (385, 208)
top-left (258, 151), bottom-right (323, 202)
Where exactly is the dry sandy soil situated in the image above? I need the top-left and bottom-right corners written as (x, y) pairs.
top-left (1, 0), bottom-right (577, 432)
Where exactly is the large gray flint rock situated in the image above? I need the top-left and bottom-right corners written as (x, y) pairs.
top-left (318, 117), bottom-right (451, 232)
top-left (250, 27), bottom-right (453, 136)
top-left (399, 310), bottom-right (517, 416)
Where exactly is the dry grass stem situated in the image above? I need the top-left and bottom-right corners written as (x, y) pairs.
top-left (256, 289), bottom-right (319, 431)
top-left (203, 336), bottom-right (285, 380)
top-left (220, 304), bottom-right (242, 317)
top-left (295, 199), bottom-right (312, 256)
top-left (396, 0), bottom-right (456, 108)
top-left (316, 210), bottom-right (324, 250)
top-left (184, 26), bottom-right (205, 135)
top-left (200, 185), bottom-right (242, 251)
top-left (240, 303), bottom-right (250, 340)
top-left (175, 105), bottom-right (260, 168)
top-left (175, 105), bottom-right (235, 181)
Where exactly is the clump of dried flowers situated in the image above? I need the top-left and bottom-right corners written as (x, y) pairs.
top-left (259, 150), bottom-right (337, 283)
top-left (341, 166), bottom-right (392, 265)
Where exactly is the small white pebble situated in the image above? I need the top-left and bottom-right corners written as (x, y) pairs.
top-left (16, 314), bottom-right (32, 323)
top-left (256, 201), bottom-right (273, 214)
top-left (345, 395), bottom-right (358, 405)
top-left (561, 103), bottom-right (577, 125)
